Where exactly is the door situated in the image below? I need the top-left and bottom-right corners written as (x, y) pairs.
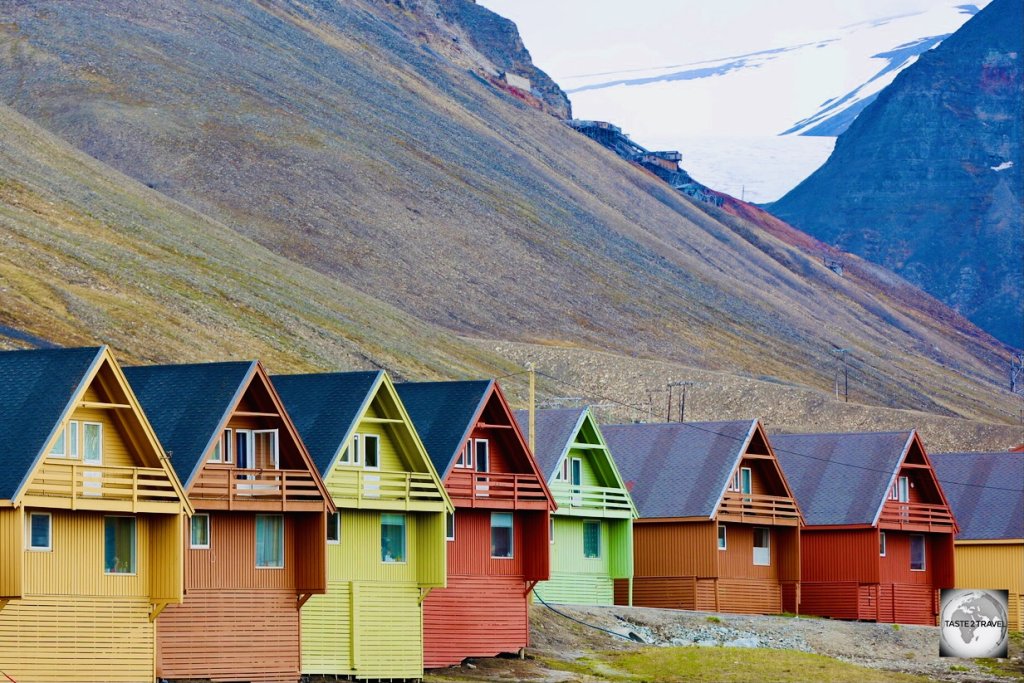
top-left (82, 422), bottom-right (103, 496)
top-left (475, 439), bottom-right (490, 497)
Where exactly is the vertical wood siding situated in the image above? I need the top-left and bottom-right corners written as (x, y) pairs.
top-left (878, 532), bottom-right (935, 585)
top-left (541, 517), bottom-right (619, 605)
top-left (717, 524), bottom-right (778, 580)
top-left (423, 574), bottom-right (528, 668)
top-left (954, 542), bottom-right (1024, 631)
top-left (801, 529), bottom-right (879, 583)
top-left (800, 583), bottom-right (861, 620)
top-left (149, 512), bottom-right (183, 603)
top-left (157, 588), bottom-right (299, 682)
top-left (0, 595), bottom-right (154, 682)
top-left (634, 521), bottom-right (716, 577)
top-left (186, 512), bottom-right (298, 590)
top-left (0, 507), bottom-right (23, 598)
top-left (447, 509), bottom-right (525, 576)
top-left (607, 517), bottom-right (633, 580)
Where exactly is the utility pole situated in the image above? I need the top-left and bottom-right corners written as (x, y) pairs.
top-left (834, 348), bottom-right (850, 402)
top-left (667, 380), bottom-right (699, 421)
top-left (527, 363), bottom-right (536, 454)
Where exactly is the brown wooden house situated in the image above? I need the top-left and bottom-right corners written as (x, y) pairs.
top-left (774, 430), bottom-right (956, 625)
top-left (602, 420), bottom-right (802, 614)
top-left (125, 361), bottom-right (333, 682)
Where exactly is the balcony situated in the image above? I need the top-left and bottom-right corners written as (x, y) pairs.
top-left (328, 468), bottom-right (447, 511)
top-left (717, 492), bottom-right (801, 526)
top-left (446, 470), bottom-right (550, 510)
top-left (22, 462), bottom-right (182, 514)
top-left (548, 483), bottom-right (634, 518)
top-left (878, 501), bottom-right (955, 532)
top-left (190, 467), bottom-right (324, 512)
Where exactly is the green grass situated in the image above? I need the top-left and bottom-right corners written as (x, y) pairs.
top-left (706, 616), bottom-right (722, 624)
top-left (545, 647), bottom-right (934, 683)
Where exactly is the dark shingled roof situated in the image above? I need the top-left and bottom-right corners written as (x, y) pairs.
top-left (0, 346), bottom-right (103, 500)
top-left (773, 431), bottom-right (912, 527)
top-left (513, 407), bottom-right (586, 480)
top-left (931, 452), bottom-right (1024, 540)
top-left (395, 380), bottom-right (491, 477)
top-left (273, 371), bottom-right (382, 476)
top-left (601, 420), bottom-right (754, 519)
top-left (124, 362), bottom-right (254, 487)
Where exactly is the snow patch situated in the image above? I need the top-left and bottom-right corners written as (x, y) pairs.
top-left (991, 160), bottom-right (1014, 171)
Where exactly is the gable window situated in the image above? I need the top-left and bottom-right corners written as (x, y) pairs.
top-left (549, 517), bottom-right (555, 544)
top-left (327, 511), bottom-right (341, 544)
top-left (446, 511), bottom-right (455, 541)
top-left (190, 514), bottom-right (210, 549)
top-left (570, 457), bottom-right (583, 506)
top-left (889, 475), bottom-right (909, 502)
top-left (583, 520), bottom-right (601, 559)
top-left (455, 441), bottom-right (473, 469)
top-left (381, 513), bottom-right (406, 563)
top-left (475, 439), bottom-right (489, 473)
top-left (729, 467), bottom-right (752, 494)
top-left (557, 458), bottom-right (569, 481)
top-left (104, 516), bottom-right (136, 574)
top-left (210, 429), bottom-right (233, 464)
top-left (362, 434), bottom-right (380, 470)
top-left (49, 421), bottom-right (81, 459)
top-left (879, 531), bottom-right (886, 557)
top-left (491, 512), bottom-right (513, 558)
top-left (718, 524), bottom-right (727, 550)
top-left (28, 512), bottom-right (52, 551)
top-left (753, 527), bottom-right (770, 566)
top-left (255, 515), bottom-right (284, 568)
top-left (82, 422), bottom-right (102, 465)
top-left (910, 534), bottom-right (926, 571)
top-left (236, 429), bottom-right (278, 470)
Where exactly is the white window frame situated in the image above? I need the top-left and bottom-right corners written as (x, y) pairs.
top-left (210, 428), bottom-right (234, 464)
top-left (549, 517), bottom-right (555, 544)
top-left (190, 514), bottom-right (210, 550)
top-left (446, 511), bottom-right (456, 542)
top-left (82, 421), bottom-right (103, 465)
top-left (27, 512), bottom-right (52, 551)
top-left (49, 420), bottom-right (82, 459)
top-left (879, 531), bottom-right (886, 557)
top-left (718, 524), bottom-right (727, 550)
top-left (728, 470), bottom-right (740, 492)
top-left (455, 440), bottom-right (473, 469)
top-left (327, 511), bottom-right (341, 545)
top-left (103, 515), bottom-right (137, 576)
top-left (361, 433), bottom-right (380, 470)
top-left (255, 514), bottom-right (285, 569)
top-left (253, 429), bottom-right (279, 469)
top-left (490, 511), bottom-right (514, 559)
top-left (889, 475), bottom-right (910, 502)
top-left (910, 534), bottom-right (926, 571)
top-left (381, 513), bottom-right (407, 564)
top-left (475, 439), bottom-right (489, 473)
top-left (740, 467), bottom-right (752, 495)
top-left (558, 458), bottom-right (569, 481)
top-left (753, 527), bottom-right (771, 566)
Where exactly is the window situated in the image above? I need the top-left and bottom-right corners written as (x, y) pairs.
top-left (190, 514), bottom-right (210, 549)
top-left (718, 524), bottom-right (727, 550)
top-left (728, 470), bottom-right (740, 492)
top-left (550, 517), bottom-right (555, 544)
top-left (104, 517), bottom-right (136, 574)
top-left (210, 429), bottom-right (233, 464)
top-left (362, 434), bottom-right (380, 470)
top-left (255, 515), bottom-right (284, 568)
top-left (445, 511), bottom-right (455, 541)
top-left (236, 429), bottom-right (251, 468)
top-left (583, 520), bottom-right (601, 559)
top-left (49, 420), bottom-right (81, 458)
top-left (83, 422), bottom-right (102, 464)
top-left (557, 458), bottom-right (569, 481)
top-left (879, 531), bottom-right (886, 557)
top-left (491, 512), bottom-right (513, 558)
top-left (753, 527), bottom-right (770, 566)
top-left (327, 512), bottom-right (341, 544)
top-left (455, 441), bottom-right (472, 469)
top-left (570, 457), bottom-right (583, 506)
top-left (68, 422), bottom-right (79, 459)
top-left (889, 475), bottom-right (909, 502)
top-left (236, 429), bottom-right (278, 469)
top-left (475, 439), bottom-right (489, 473)
top-left (381, 513), bottom-right (406, 563)
top-left (910, 534), bottom-right (926, 571)
top-left (28, 512), bottom-right (51, 551)
top-left (741, 468), bottom-right (752, 495)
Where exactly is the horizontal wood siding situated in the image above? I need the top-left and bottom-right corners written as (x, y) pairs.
top-left (0, 507), bottom-right (23, 598)
top-left (353, 582), bottom-right (423, 679)
top-left (716, 578), bottom-right (781, 614)
top-left (634, 521), bottom-right (716, 578)
top-left (801, 529), bottom-right (879, 584)
top-left (537, 572), bottom-right (614, 605)
top-left (0, 594), bottom-right (153, 682)
top-left (423, 575), bottom-right (528, 668)
top-left (625, 576), bottom-right (697, 610)
top-left (157, 588), bottom-right (299, 682)
top-left (800, 582), bottom-right (860, 620)
top-left (302, 581), bottom-right (353, 675)
top-left (781, 581), bottom-right (800, 614)
top-left (954, 543), bottom-right (1024, 631)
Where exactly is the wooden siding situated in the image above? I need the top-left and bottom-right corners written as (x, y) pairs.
top-left (423, 574), bottom-right (529, 668)
top-left (149, 512), bottom-right (184, 603)
top-left (158, 588), bottom-right (299, 682)
top-left (0, 595), bottom-right (154, 682)
top-left (715, 578), bottom-right (781, 614)
top-left (879, 531), bottom-right (935, 585)
top-left (717, 524), bottom-right (778, 580)
top-left (954, 542), bottom-right (1024, 631)
top-left (447, 509), bottom-right (548, 578)
top-left (858, 584), bottom-right (938, 625)
top-left (539, 572), bottom-right (614, 605)
top-left (540, 516), bottom-right (619, 605)
top-left (0, 507), bottom-right (23, 598)
top-left (633, 520), bottom-right (717, 578)
top-left (801, 582), bottom-right (861, 620)
top-left (800, 529), bottom-right (879, 584)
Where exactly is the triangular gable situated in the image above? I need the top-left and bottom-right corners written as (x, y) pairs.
top-left (11, 346), bottom-right (191, 513)
top-left (710, 420), bottom-right (803, 523)
top-left (871, 430), bottom-right (955, 531)
top-left (569, 409), bottom-right (638, 518)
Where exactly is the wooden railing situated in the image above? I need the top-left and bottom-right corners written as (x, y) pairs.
top-left (329, 468), bottom-right (446, 509)
top-left (191, 468), bottom-right (323, 511)
top-left (23, 462), bottom-right (181, 512)
top-left (878, 501), bottom-right (955, 531)
top-left (446, 470), bottom-right (549, 509)
top-left (548, 482), bottom-right (633, 515)
top-left (717, 492), bottom-right (801, 525)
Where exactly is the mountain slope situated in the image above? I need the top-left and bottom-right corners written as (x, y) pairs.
top-left (771, 0), bottom-right (1023, 348)
top-left (0, 0), bottom-right (1013, 423)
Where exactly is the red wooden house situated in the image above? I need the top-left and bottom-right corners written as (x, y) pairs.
top-left (396, 380), bottom-right (556, 668)
top-left (125, 361), bottom-right (333, 682)
top-left (774, 430), bottom-right (956, 625)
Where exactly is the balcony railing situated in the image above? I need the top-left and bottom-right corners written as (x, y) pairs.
top-left (329, 468), bottom-right (446, 509)
top-left (878, 501), bottom-right (955, 531)
top-left (446, 470), bottom-right (549, 509)
top-left (717, 492), bottom-right (801, 525)
top-left (190, 467), bottom-right (324, 511)
top-left (548, 483), bottom-right (633, 516)
top-left (23, 462), bottom-right (181, 513)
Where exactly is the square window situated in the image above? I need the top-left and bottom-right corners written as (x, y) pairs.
top-left (445, 511), bottom-right (455, 541)
top-left (327, 512), bottom-right (341, 544)
top-left (28, 512), bottom-right (51, 551)
top-left (191, 514), bottom-right (210, 549)
top-left (363, 434), bottom-right (380, 469)
top-left (104, 517), bottom-right (136, 574)
top-left (255, 515), bottom-right (284, 568)
top-left (381, 513), bottom-right (406, 563)
top-left (491, 512), bottom-right (513, 558)
top-left (718, 524), bottom-right (727, 550)
top-left (910, 534), bottom-right (926, 571)
top-left (583, 520), bottom-right (601, 559)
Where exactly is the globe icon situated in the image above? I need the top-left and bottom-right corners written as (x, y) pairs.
top-left (940, 590), bottom-right (1008, 658)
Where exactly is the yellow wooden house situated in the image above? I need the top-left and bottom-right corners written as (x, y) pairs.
top-left (932, 451), bottom-right (1024, 631)
top-left (0, 346), bottom-right (191, 682)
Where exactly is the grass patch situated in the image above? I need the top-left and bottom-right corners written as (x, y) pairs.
top-left (551, 647), bottom-right (934, 683)
top-left (706, 616), bottom-right (723, 624)
top-left (892, 623), bottom-right (901, 631)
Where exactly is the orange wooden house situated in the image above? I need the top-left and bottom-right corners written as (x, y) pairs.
top-left (602, 420), bottom-right (802, 614)
top-left (125, 361), bottom-right (333, 682)
top-left (396, 380), bottom-right (556, 668)
top-left (774, 430), bottom-right (956, 625)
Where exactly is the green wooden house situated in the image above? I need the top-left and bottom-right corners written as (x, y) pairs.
top-left (515, 407), bottom-right (636, 605)
top-left (273, 371), bottom-right (452, 680)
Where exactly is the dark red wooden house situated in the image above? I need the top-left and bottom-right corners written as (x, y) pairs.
top-left (396, 380), bottom-right (556, 668)
top-left (774, 430), bottom-right (956, 625)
